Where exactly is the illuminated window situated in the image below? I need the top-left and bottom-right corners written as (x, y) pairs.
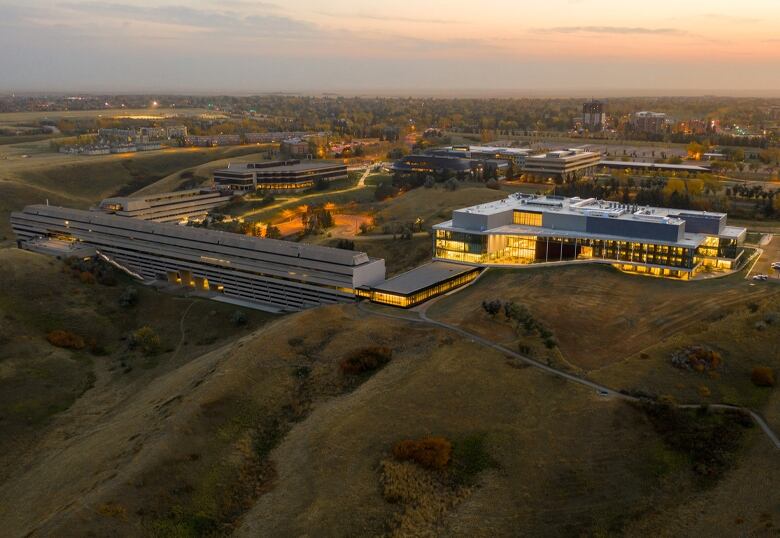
top-left (513, 211), bottom-right (542, 226)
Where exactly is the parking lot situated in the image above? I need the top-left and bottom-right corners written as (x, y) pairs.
top-left (748, 234), bottom-right (780, 281)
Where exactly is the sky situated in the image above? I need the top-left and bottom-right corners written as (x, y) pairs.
top-left (1, 0), bottom-right (780, 96)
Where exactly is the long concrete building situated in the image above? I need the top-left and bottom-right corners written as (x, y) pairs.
top-left (433, 193), bottom-right (746, 279)
top-left (11, 205), bottom-right (386, 312)
top-left (97, 188), bottom-right (231, 223)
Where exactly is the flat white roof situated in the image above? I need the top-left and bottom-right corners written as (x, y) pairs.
top-left (372, 261), bottom-right (478, 295)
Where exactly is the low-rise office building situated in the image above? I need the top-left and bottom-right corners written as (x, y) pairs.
top-left (97, 188), bottom-right (231, 223)
top-left (599, 160), bottom-right (710, 174)
top-left (433, 194), bottom-right (746, 279)
top-left (431, 146), bottom-right (533, 167)
top-left (11, 205), bottom-right (386, 312)
top-left (522, 148), bottom-right (601, 182)
top-left (213, 160), bottom-right (348, 193)
top-left (281, 137), bottom-right (310, 156)
top-left (390, 154), bottom-right (475, 176)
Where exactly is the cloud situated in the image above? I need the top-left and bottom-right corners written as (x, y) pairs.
top-left (315, 11), bottom-right (457, 25)
top-left (701, 13), bottom-right (759, 24)
top-left (58, 2), bottom-right (316, 36)
top-left (538, 26), bottom-right (686, 36)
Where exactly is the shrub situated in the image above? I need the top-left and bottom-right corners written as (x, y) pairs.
top-left (393, 436), bottom-right (452, 470)
top-left (636, 401), bottom-right (750, 481)
top-left (118, 286), bottom-right (139, 308)
top-left (97, 502), bottom-right (127, 520)
top-left (79, 271), bottom-right (96, 284)
top-left (46, 330), bottom-right (86, 350)
top-left (451, 434), bottom-right (498, 485)
top-left (230, 310), bottom-right (248, 327)
top-left (129, 326), bottom-right (161, 355)
top-left (339, 346), bottom-right (392, 375)
top-left (335, 239), bottom-right (355, 250)
top-left (375, 182), bottom-right (398, 201)
top-left (670, 346), bottom-right (722, 372)
top-left (751, 367), bottom-right (776, 387)
top-left (481, 299), bottom-right (502, 318)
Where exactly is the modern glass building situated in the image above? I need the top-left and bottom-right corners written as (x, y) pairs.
top-left (433, 194), bottom-right (747, 279)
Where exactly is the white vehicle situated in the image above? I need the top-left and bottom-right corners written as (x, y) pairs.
top-left (752, 274), bottom-right (769, 281)
top-left (771, 262), bottom-right (780, 270)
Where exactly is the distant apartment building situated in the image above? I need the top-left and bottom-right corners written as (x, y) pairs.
top-left (166, 125), bottom-right (188, 138)
top-left (582, 100), bottom-right (607, 131)
top-left (213, 159), bottom-right (348, 193)
top-left (98, 128), bottom-right (137, 142)
top-left (245, 131), bottom-right (326, 144)
top-left (136, 141), bottom-right (163, 152)
top-left (97, 188), bottom-right (230, 223)
top-left (184, 134), bottom-right (241, 147)
top-left (109, 144), bottom-right (137, 154)
top-left (522, 148), bottom-right (601, 182)
top-left (630, 111), bottom-right (668, 134)
top-left (433, 193), bottom-right (746, 279)
top-left (139, 127), bottom-right (167, 139)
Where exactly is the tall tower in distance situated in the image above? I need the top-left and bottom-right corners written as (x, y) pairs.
top-left (582, 99), bottom-right (606, 132)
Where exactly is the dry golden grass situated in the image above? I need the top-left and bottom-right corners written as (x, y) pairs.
top-left (428, 264), bottom-right (776, 371)
top-left (380, 459), bottom-right (469, 538)
top-left (2, 257), bottom-right (778, 537)
top-left (372, 184), bottom-right (513, 230)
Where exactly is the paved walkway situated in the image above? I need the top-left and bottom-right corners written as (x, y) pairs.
top-left (357, 280), bottom-right (780, 450)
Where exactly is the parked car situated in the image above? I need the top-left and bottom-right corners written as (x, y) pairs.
top-left (771, 261), bottom-right (780, 270)
top-left (752, 274), bottom-right (769, 281)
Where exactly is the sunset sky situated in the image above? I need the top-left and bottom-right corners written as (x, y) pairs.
top-left (1, 0), bottom-right (779, 94)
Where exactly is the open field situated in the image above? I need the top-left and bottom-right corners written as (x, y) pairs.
top-left (132, 147), bottom-right (276, 195)
top-left (0, 143), bottom-right (262, 241)
top-left (0, 248), bottom-right (272, 479)
top-left (371, 184), bottom-right (527, 231)
top-left (0, 108), bottom-right (210, 124)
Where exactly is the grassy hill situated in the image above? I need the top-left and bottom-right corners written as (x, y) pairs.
top-left (427, 264), bottom-right (780, 408)
top-left (0, 145), bottom-right (263, 242)
top-left (0, 248), bottom-right (272, 482)
top-left (0, 252), bottom-right (777, 536)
